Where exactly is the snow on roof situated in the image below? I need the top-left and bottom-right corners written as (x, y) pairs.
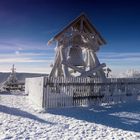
top-left (49, 13), bottom-right (106, 45)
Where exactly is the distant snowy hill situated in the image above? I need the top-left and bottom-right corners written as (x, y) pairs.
top-left (0, 72), bottom-right (48, 83)
top-left (119, 69), bottom-right (140, 78)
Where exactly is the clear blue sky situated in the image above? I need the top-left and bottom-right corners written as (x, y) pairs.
top-left (0, 0), bottom-right (140, 74)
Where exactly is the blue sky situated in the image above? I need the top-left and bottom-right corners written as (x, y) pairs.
top-left (0, 0), bottom-right (140, 74)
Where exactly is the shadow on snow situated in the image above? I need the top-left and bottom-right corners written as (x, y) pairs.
top-left (0, 104), bottom-right (53, 124)
top-left (48, 101), bottom-right (140, 132)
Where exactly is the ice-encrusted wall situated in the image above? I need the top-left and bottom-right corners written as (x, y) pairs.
top-left (25, 77), bottom-right (44, 109)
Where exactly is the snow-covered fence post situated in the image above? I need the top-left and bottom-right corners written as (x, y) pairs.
top-left (43, 76), bottom-right (49, 110)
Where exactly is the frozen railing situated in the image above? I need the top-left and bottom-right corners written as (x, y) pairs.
top-left (25, 77), bottom-right (140, 110)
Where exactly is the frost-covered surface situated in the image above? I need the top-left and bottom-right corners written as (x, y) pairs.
top-left (26, 77), bottom-right (44, 109)
top-left (0, 92), bottom-right (140, 140)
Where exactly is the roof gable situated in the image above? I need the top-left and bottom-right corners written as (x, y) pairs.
top-left (52, 13), bottom-right (106, 45)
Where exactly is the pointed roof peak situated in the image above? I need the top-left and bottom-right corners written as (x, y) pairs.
top-left (51, 13), bottom-right (106, 45)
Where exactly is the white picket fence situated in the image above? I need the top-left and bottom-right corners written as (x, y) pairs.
top-left (25, 77), bottom-right (140, 109)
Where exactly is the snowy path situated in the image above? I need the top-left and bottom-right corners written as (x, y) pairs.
top-left (0, 93), bottom-right (140, 140)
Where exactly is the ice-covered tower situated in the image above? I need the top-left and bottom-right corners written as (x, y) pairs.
top-left (48, 13), bottom-right (107, 80)
top-left (0, 64), bottom-right (19, 91)
top-left (7, 64), bottom-right (18, 84)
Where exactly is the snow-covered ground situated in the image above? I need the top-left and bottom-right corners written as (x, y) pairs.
top-left (0, 92), bottom-right (140, 140)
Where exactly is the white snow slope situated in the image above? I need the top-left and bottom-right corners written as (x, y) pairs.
top-left (0, 92), bottom-right (140, 140)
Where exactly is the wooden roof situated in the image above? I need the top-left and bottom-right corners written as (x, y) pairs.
top-left (52, 13), bottom-right (106, 45)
